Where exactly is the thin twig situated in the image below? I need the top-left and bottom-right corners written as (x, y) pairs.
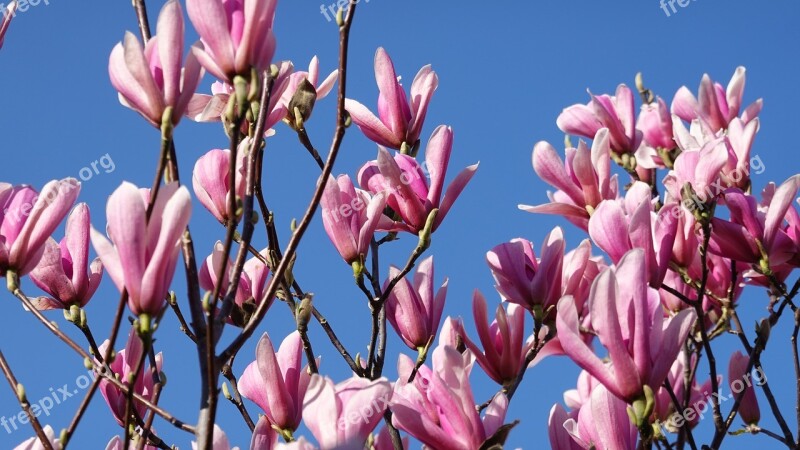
top-left (0, 349), bottom-right (53, 450)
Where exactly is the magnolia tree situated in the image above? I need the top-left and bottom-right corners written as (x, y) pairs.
top-left (1, 1), bottom-right (799, 450)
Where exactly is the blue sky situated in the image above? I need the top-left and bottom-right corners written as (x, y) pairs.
top-left (1, 0), bottom-right (799, 448)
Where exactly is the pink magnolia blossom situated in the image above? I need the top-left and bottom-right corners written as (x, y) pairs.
top-left (486, 228), bottom-right (565, 312)
top-left (519, 129), bottom-right (618, 230)
top-left (728, 351), bottom-right (760, 425)
top-left (0, 178), bottom-right (81, 276)
top-left (345, 47), bottom-right (438, 150)
top-left (90, 182), bottom-right (192, 316)
top-left (391, 345), bottom-right (508, 450)
top-left (358, 126), bottom-right (477, 234)
top-left (279, 56), bottom-right (338, 110)
top-left (98, 329), bottom-right (163, 426)
top-left (14, 425), bottom-right (61, 450)
top-left (461, 290), bottom-right (533, 386)
top-left (320, 174), bottom-right (387, 265)
top-left (721, 117), bottom-right (759, 190)
top-left (29, 203), bottom-right (103, 309)
top-left (302, 375), bottom-right (392, 450)
top-left (385, 255), bottom-right (447, 350)
top-left (672, 66), bottom-right (762, 132)
top-left (561, 384), bottom-right (638, 450)
top-left (106, 435), bottom-right (158, 450)
top-left (108, 0), bottom-right (203, 128)
top-left (556, 249), bottom-right (696, 403)
top-left (186, 0), bottom-right (277, 83)
top-left (556, 84), bottom-right (641, 154)
top-left (709, 176), bottom-right (800, 268)
top-left (588, 182), bottom-right (678, 288)
top-left (635, 97), bottom-right (675, 169)
top-left (0, 2), bottom-right (16, 50)
top-left (654, 352), bottom-right (714, 431)
top-left (662, 132), bottom-right (729, 208)
top-left (548, 404), bottom-right (582, 450)
top-left (191, 425), bottom-right (240, 450)
top-left (192, 145), bottom-right (247, 225)
top-left (249, 417), bottom-right (278, 450)
top-left (239, 332), bottom-right (312, 434)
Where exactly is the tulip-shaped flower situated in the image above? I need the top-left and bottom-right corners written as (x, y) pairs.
top-left (91, 182), bottom-right (192, 316)
top-left (0, 2), bottom-right (17, 50)
top-left (556, 249), bottom-right (697, 407)
top-left (98, 329), bottom-right (163, 426)
top-left (320, 175), bottom-right (387, 266)
top-left (556, 84), bottom-right (641, 154)
top-left (14, 425), bottom-right (61, 450)
top-left (187, 0), bottom-right (277, 83)
top-left (635, 97), bottom-right (677, 170)
top-left (191, 425), bottom-right (241, 450)
top-left (672, 66), bottom-right (762, 133)
top-left (588, 183), bottom-right (678, 288)
top-left (519, 129), bottom-right (618, 230)
top-left (358, 125), bottom-right (477, 234)
top-left (193, 146), bottom-right (247, 225)
top-left (239, 332), bottom-right (312, 436)
top-left (391, 345), bottom-right (508, 450)
top-left (461, 290), bottom-right (533, 386)
top-left (662, 133), bottom-right (730, 209)
top-left (720, 117), bottom-right (759, 191)
top-left (109, 0), bottom-right (203, 128)
top-left (29, 204), bottom-right (103, 309)
top-left (302, 375), bottom-right (392, 450)
top-left (199, 241), bottom-right (271, 326)
top-left (345, 47), bottom-right (438, 150)
top-left (728, 351), bottom-right (761, 426)
top-left (279, 56), bottom-right (338, 113)
top-left (709, 177), bottom-right (800, 270)
top-left (0, 178), bottom-right (81, 277)
top-left (486, 228), bottom-right (565, 313)
top-left (560, 384), bottom-right (639, 450)
top-left (385, 256), bottom-right (447, 351)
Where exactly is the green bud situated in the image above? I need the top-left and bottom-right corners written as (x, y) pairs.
top-left (222, 382), bottom-right (232, 401)
top-left (296, 294), bottom-right (314, 331)
top-left (6, 270), bottom-right (19, 293)
top-left (16, 383), bottom-right (26, 403)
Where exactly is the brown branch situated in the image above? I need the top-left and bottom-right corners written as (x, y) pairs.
top-left (0, 349), bottom-right (53, 450)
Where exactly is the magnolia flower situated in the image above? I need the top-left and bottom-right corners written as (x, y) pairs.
top-left (557, 84), bottom-right (642, 154)
top-left (345, 47), bottom-right (438, 150)
top-left (359, 125), bottom-right (477, 234)
top-left (279, 56), bottom-right (338, 111)
top-left (250, 417), bottom-right (278, 450)
top-left (662, 128), bottom-right (730, 207)
top-left (105, 435), bottom-right (158, 450)
top-left (320, 174), bottom-right (387, 265)
top-left (98, 329), bottom-right (163, 426)
top-left (672, 66), bottom-right (762, 132)
top-left (91, 182), bottom-right (192, 316)
top-left (192, 145), bottom-right (247, 225)
top-left (0, 179), bottom-right (81, 276)
top-left (557, 249), bottom-right (697, 404)
top-left (302, 375), bottom-right (392, 450)
top-left (14, 425), bottom-right (61, 450)
top-left (548, 404), bottom-right (582, 450)
top-left (720, 117), bottom-right (759, 190)
top-left (635, 97), bottom-right (676, 169)
top-left (186, 0), bottom-right (277, 82)
top-left (654, 352), bottom-right (714, 431)
top-left (391, 345), bottom-right (507, 450)
top-left (385, 256), bottom-right (447, 350)
top-left (461, 290), bottom-right (533, 386)
top-left (561, 384), bottom-right (638, 450)
top-left (191, 425), bottom-right (240, 450)
top-left (109, 0), bottom-right (203, 128)
top-left (29, 204), bottom-right (103, 309)
top-left (239, 332), bottom-right (312, 434)
top-left (519, 129), bottom-right (618, 230)
top-left (728, 351), bottom-right (760, 425)
top-left (0, 2), bottom-right (17, 50)
top-left (486, 228), bottom-right (565, 312)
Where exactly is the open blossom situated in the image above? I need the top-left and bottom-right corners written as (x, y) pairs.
top-left (385, 256), bottom-right (447, 350)
top-left (98, 329), bottom-right (163, 426)
top-left (0, 179), bottom-right (81, 276)
top-left (186, 0), bottom-right (277, 83)
top-left (709, 176), bottom-right (800, 268)
top-left (663, 130), bottom-right (729, 206)
top-left (109, 0), bottom-right (203, 128)
top-left (358, 125), bottom-right (478, 234)
top-left (320, 174), bottom-right (387, 265)
top-left (391, 345), bottom-right (508, 450)
top-left (302, 375), bottom-right (392, 450)
top-left (557, 249), bottom-right (696, 404)
top-left (239, 332), bottom-right (311, 434)
top-left (345, 47), bottom-right (438, 150)
top-left (192, 145), bottom-right (247, 225)
top-left (461, 290), bottom-right (533, 386)
top-left (556, 84), bottom-right (641, 154)
top-left (558, 384), bottom-right (638, 450)
top-left (29, 204), bottom-right (103, 309)
top-left (728, 351), bottom-right (760, 426)
top-left (14, 425), bottom-right (61, 450)
top-left (519, 129), bottom-right (618, 230)
top-left (0, 2), bottom-right (16, 50)
top-left (91, 182), bottom-right (192, 316)
top-left (672, 66), bottom-right (762, 132)
top-left (486, 228), bottom-right (565, 312)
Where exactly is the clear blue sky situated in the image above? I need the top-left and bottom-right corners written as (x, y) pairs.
top-left (1, 0), bottom-right (799, 448)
